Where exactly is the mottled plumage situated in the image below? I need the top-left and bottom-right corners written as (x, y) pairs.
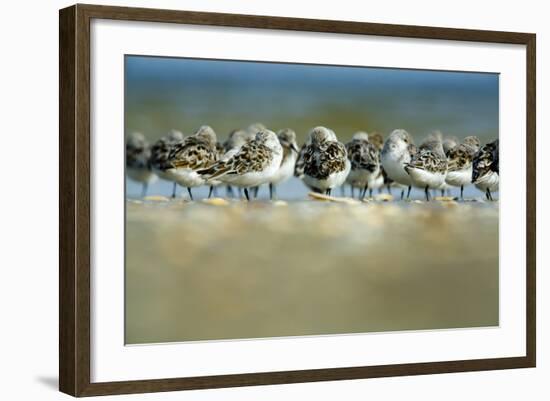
top-left (223, 129), bottom-right (254, 154)
top-left (209, 140), bottom-right (274, 177)
top-left (301, 127), bottom-right (350, 195)
top-left (346, 137), bottom-right (379, 173)
top-left (150, 130), bottom-right (185, 172)
top-left (405, 142), bottom-right (447, 174)
top-left (345, 132), bottom-right (380, 198)
top-left (304, 141), bottom-right (348, 180)
top-left (404, 138), bottom-right (448, 200)
top-left (368, 132), bottom-right (384, 151)
top-left (364, 132), bottom-right (386, 193)
top-left (148, 130), bottom-right (185, 197)
top-left (220, 129), bottom-right (255, 197)
top-left (472, 139), bottom-right (499, 200)
top-left (198, 129), bottom-right (283, 199)
top-left (442, 136), bottom-right (459, 154)
top-left (294, 143), bottom-right (308, 179)
top-left (446, 136), bottom-right (480, 172)
top-left (170, 136), bottom-right (218, 171)
top-left (167, 125), bottom-right (219, 199)
top-left (444, 136), bottom-right (480, 199)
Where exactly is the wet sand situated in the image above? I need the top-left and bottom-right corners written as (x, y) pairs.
top-left (125, 197), bottom-right (499, 344)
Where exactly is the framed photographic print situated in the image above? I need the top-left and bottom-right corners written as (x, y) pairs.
top-left (59, 3), bottom-right (536, 397)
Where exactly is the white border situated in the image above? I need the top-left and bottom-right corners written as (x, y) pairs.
top-left (91, 19), bottom-right (526, 382)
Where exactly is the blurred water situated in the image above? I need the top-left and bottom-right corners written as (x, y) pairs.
top-left (125, 56), bottom-right (499, 145)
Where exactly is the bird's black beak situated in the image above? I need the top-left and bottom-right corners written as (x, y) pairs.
top-left (290, 143), bottom-right (299, 153)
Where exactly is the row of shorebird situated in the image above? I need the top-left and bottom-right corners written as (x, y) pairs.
top-left (126, 123), bottom-right (499, 202)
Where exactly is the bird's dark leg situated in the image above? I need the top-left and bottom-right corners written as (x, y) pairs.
top-left (269, 183), bottom-right (274, 200)
top-left (253, 186), bottom-right (259, 198)
top-left (424, 186), bottom-right (430, 201)
top-left (400, 189), bottom-right (405, 200)
top-left (362, 184), bottom-right (368, 200)
top-left (407, 186), bottom-right (412, 200)
top-left (369, 188), bottom-right (373, 198)
top-left (440, 189), bottom-right (445, 197)
top-left (488, 190), bottom-right (493, 201)
top-left (326, 188), bottom-right (332, 196)
top-left (387, 184), bottom-right (392, 194)
top-left (208, 186), bottom-right (214, 199)
top-left (171, 182), bottom-right (177, 198)
top-left (226, 185), bottom-right (234, 198)
top-left (187, 187), bottom-right (194, 201)
top-left (141, 183), bottom-right (148, 198)
top-left (244, 188), bottom-right (250, 201)
top-left (460, 185), bottom-right (464, 201)
top-left (351, 186), bottom-right (355, 198)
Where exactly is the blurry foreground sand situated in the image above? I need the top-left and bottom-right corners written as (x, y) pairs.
top-left (125, 196), bottom-right (499, 344)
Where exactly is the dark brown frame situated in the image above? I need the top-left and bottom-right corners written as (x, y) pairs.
top-left (59, 3), bottom-right (536, 397)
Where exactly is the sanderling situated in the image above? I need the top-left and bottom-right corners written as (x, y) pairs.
top-left (221, 129), bottom-right (255, 198)
top-left (436, 134), bottom-right (460, 196)
top-left (167, 125), bottom-right (219, 200)
top-left (367, 132), bottom-right (386, 195)
top-left (150, 129), bottom-right (185, 198)
top-left (404, 135), bottom-right (448, 201)
top-left (294, 141), bottom-right (309, 180)
top-left (345, 132), bottom-right (380, 199)
top-left (368, 132), bottom-right (385, 151)
top-left (380, 129), bottom-right (417, 199)
top-left (198, 129), bottom-right (283, 201)
top-left (246, 124), bottom-right (269, 198)
top-left (268, 128), bottom-right (299, 200)
top-left (246, 122), bottom-right (267, 136)
top-left (472, 139), bottom-right (499, 201)
top-left (445, 136), bottom-right (481, 200)
top-left (301, 126), bottom-right (350, 195)
top-left (443, 135), bottom-right (459, 154)
top-left (367, 132), bottom-right (397, 195)
top-left (222, 129), bottom-right (254, 159)
top-left (126, 132), bottom-right (157, 198)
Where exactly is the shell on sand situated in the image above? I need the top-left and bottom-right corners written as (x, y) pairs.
top-left (202, 197), bottom-right (229, 206)
top-left (373, 193), bottom-right (394, 202)
top-left (308, 192), bottom-right (361, 205)
top-left (434, 196), bottom-right (457, 202)
top-left (143, 195), bottom-right (171, 202)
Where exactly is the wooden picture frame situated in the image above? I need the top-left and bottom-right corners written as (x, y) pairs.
top-left (59, 3), bottom-right (536, 397)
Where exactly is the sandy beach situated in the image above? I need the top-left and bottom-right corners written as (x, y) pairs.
top-left (125, 196), bottom-right (499, 344)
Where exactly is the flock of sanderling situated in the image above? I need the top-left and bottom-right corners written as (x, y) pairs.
top-left (126, 123), bottom-right (499, 202)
